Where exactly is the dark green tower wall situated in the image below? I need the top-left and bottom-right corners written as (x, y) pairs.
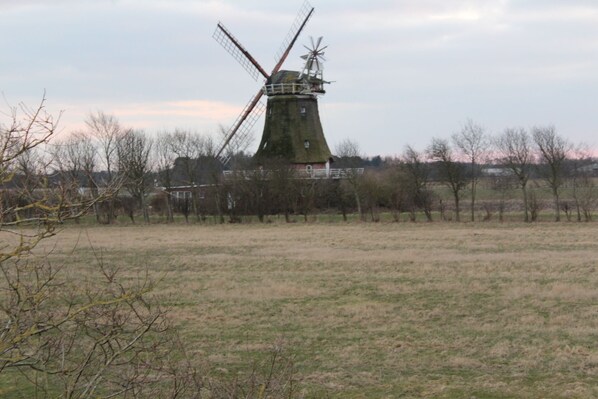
top-left (255, 95), bottom-right (332, 164)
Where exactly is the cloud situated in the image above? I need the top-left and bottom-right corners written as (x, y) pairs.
top-left (113, 100), bottom-right (240, 120)
top-left (2, 0), bottom-right (598, 154)
top-left (50, 98), bottom-right (244, 137)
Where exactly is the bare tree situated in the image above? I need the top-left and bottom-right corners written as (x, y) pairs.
top-left (154, 131), bottom-right (177, 222)
top-left (202, 132), bottom-right (228, 224)
top-left (402, 145), bottom-right (433, 222)
top-left (169, 130), bottom-right (209, 222)
top-left (297, 178), bottom-right (317, 222)
top-left (52, 136), bottom-right (82, 187)
top-left (494, 127), bottom-right (534, 222)
top-left (50, 132), bottom-right (100, 222)
top-left (86, 111), bottom-right (122, 182)
top-left (71, 132), bottom-right (100, 221)
top-left (335, 139), bottom-right (364, 220)
top-left (1, 95), bottom-right (59, 228)
top-left (0, 95), bottom-right (56, 166)
top-left (246, 165), bottom-right (272, 223)
top-left (453, 119), bottom-right (487, 221)
top-left (428, 138), bottom-right (467, 222)
top-left (569, 144), bottom-right (596, 222)
top-left (15, 144), bottom-right (50, 202)
top-left (532, 126), bottom-right (570, 222)
top-left (117, 129), bottom-right (154, 223)
top-left (86, 111), bottom-right (124, 223)
top-left (220, 175), bottom-right (240, 224)
top-left (268, 159), bottom-right (299, 222)
top-left (380, 158), bottom-right (409, 222)
top-left (360, 169), bottom-right (382, 222)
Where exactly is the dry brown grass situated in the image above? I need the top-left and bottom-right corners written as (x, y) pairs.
top-left (37, 222), bottom-right (598, 398)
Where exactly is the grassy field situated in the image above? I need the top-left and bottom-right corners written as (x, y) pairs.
top-left (34, 221), bottom-right (598, 398)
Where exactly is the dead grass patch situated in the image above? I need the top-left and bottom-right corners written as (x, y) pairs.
top-left (33, 222), bottom-right (598, 398)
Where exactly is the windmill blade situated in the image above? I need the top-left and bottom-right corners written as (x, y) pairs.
top-left (213, 22), bottom-right (269, 81)
top-left (272, 1), bottom-right (314, 75)
top-left (216, 90), bottom-right (266, 165)
top-left (315, 51), bottom-right (326, 62)
top-left (305, 36), bottom-right (323, 52)
top-left (315, 36), bottom-right (323, 49)
top-left (306, 50), bottom-right (325, 60)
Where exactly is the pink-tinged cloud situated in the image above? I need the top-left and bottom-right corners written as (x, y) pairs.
top-left (111, 100), bottom-right (240, 120)
top-left (53, 99), bottom-right (243, 135)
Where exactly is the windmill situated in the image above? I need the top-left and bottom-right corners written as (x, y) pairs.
top-left (213, 1), bottom-right (333, 171)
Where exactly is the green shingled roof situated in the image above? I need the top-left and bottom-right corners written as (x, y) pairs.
top-left (268, 70), bottom-right (325, 86)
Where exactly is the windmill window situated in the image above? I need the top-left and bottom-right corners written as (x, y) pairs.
top-left (304, 140), bottom-right (310, 149)
top-left (306, 164), bottom-right (313, 174)
top-left (300, 106), bottom-right (306, 115)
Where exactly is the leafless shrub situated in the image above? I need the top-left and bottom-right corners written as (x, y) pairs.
top-left (527, 189), bottom-right (542, 222)
top-left (1, 97), bottom-right (202, 398)
top-left (207, 343), bottom-right (300, 399)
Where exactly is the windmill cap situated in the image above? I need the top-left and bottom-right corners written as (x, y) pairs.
top-left (268, 70), bottom-right (327, 85)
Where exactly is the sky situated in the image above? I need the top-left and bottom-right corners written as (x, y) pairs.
top-left (1, 0), bottom-right (597, 157)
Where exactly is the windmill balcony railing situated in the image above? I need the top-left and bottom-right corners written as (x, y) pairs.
top-left (222, 168), bottom-right (364, 180)
top-left (263, 82), bottom-right (323, 96)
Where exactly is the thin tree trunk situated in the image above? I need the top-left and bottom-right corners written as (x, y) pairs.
top-left (90, 183), bottom-right (101, 223)
top-left (215, 190), bottom-right (224, 224)
top-left (521, 184), bottom-right (529, 222)
top-left (553, 187), bottom-right (560, 222)
top-left (341, 202), bottom-right (347, 222)
top-left (192, 192), bottom-right (200, 223)
top-left (108, 199), bottom-right (115, 224)
top-left (166, 194), bottom-right (174, 223)
top-left (573, 182), bottom-right (582, 222)
top-left (141, 196), bottom-right (150, 224)
top-left (354, 190), bottom-right (363, 221)
top-left (470, 176), bottom-right (476, 222)
top-left (454, 192), bottom-right (460, 222)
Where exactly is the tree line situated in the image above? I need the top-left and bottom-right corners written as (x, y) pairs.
top-left (2, 109), bottom-right (597, 225)
top-left (336, 121), bottom-right (595, 223)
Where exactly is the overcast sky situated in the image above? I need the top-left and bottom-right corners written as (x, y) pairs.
top-left (1, 0), bottom-right (597, 156)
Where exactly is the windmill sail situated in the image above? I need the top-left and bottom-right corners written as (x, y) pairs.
top-left (273, 1), bottom-right (314, 75)
top-left (213, 22), bottom-right (269, 81)
top-left (215, 92), bottom-right (265, 165)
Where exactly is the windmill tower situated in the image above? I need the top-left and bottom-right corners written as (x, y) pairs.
top-left (213, 2), bottom-right (333, 172)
